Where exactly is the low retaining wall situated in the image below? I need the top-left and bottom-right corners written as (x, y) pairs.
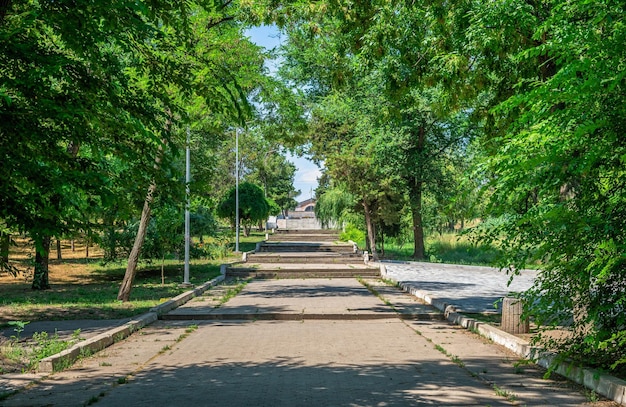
top-left (276, 218), bottom-right (323, 229)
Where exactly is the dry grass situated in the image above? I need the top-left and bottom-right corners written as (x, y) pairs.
top-left (2, 238), bottom-right (104, 285)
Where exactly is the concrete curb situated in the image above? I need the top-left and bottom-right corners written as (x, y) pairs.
top-left (37, 274), bottom-right (225, 373)
top-left (379, 267), bottom-right (626, 406)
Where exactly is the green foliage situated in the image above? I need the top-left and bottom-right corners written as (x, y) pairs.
top-left (191, 234), bottom-right (232, 260)
top-left (339, 224), bottom-right (365, 246)
top-left (30, 330), bottom-right (82, 368)
top-left (1, 0), bottom-right (276, 291)
top-left (8, 320), bottom-right (29, 340)
top-left (216, 182), bottom-right (271, 235)
top-left (314, 185), bottom-right (355, 228)
top-left (469, 0), bottom-right (626, 373)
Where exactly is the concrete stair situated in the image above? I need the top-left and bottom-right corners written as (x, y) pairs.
top-left (257, 242), bottom-right (355, 253)
top-left (246, 252), bottom-right (363, 264)
top-left (226, 229), bottom-right (378, 279)
top-left (267, 229), bottom-right (340, 243)
top-left (226, 263), bottom-right (380, 279)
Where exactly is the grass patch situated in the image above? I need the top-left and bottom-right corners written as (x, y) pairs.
top-left (0, 233), bottom-right (266, 324)
top-left (236, 232), bottom-right (268, 253)
top-left (493, 384), bottom-right (517, 402)
top-left (214, 279), bottom-right (249, 308)
top-left (0, 261), bottom-right (223, 322)
top-left (381, 232), bottom-right (501, 266)
top-left (0, 328), bottom-right (83, 373)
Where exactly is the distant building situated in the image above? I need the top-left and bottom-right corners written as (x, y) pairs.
top-left (294, 198), bottom-right (316, 212)
top-left (276, 198), bottom-right (321, 229)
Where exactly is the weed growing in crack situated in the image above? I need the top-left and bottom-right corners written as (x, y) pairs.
top-left (493, 384), bottom-right (517, 402)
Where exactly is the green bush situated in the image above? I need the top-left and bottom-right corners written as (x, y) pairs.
top-left (340, 223), bottom-right (365, 245)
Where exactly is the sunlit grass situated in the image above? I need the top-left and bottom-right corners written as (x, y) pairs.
top-left (0, 261), bottom-right (223, 322)
top-left (0, 232), bottom-right (267, 324)
top-left (380, 232), bottom-right (501, 266)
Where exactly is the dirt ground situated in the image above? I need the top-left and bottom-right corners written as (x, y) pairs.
top-left (1, 238), bottom-right (104, 285)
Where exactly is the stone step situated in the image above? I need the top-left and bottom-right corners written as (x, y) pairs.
top-left (273, 229), bottom-right (339, 235)
top-left (226, 270), bottom-right (381, 279)
top-left (267, 235), bottom-right (339, 242)
top-left (258, 242), bottom-right (355, 253)
top-left (246, 253), bottom-right (363, 264)
top-left (161, 312), bottom-right (443, 321)
top-left (226, 263), bottom-right (379, 279)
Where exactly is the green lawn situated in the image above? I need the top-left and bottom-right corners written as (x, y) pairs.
top-left (0, 232), bottom-right (267, 324)
top-left (379, 232), bottom-right (502, 266)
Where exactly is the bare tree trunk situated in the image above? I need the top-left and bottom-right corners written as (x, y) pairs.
top-left (408, 125), bottom-right (426, 260)
top-left (363, 201), bottom-right (378, 261)
top-left (409, 179), bottom-right (426, 260)
top-left (71, 239), bottom-right (75, 251)
top-left (32, 235), bottom-right (51, 290)
top-left (56, 239), bottom-right (62, 260)
top-left (0, 232), bottom-right (9, 266)
top-left (85, 237), bottom-right (89, 258)
top-left (117, 181), bottom-right (157, 301)
top-left (117, 136), bottom-right (167, 302)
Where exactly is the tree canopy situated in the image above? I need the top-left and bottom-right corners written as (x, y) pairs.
top-left (216, 182), bottom-right (273, 236)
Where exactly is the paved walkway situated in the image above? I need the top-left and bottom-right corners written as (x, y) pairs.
top-left (383, 261), bottom-right (537, 313)
top-left (1, 275), bottom-right (618, 406)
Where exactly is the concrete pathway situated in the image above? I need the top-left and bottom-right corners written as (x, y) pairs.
top-left (383, 261), bottom-right (538, 313)
top-left (2, 277), bottom-right (617, 407)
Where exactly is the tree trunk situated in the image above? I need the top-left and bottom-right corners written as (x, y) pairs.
top-left (0, 232), bottom-right (9, 266)
top-left (56, 239), bottom-right (62, 260)
top-left (32, 235), bottom-right (51, 290)
top-left (407, 125), bottom-right (426, 260)
top-left (409, 178), bottom-right (426, 260)
top-left (71, 239), bottom-right (75, 251)
top-left (117, 135), bottom-right (167, 302)
top-left (363, 201), bottom-right (378, 261)
top-left (448, 220), bottom-right (455, 232)
top-left (117, 180), bottom-right (157, 302)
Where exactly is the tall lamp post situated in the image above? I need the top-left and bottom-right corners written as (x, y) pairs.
top-left (235, 128), bottom-right (240, 253)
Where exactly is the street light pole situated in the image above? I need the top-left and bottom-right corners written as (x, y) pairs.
top-left (235, 128), bottom-right (240, 253)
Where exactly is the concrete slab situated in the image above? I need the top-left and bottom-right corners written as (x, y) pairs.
top-left (165, 279), bottom-right (397, 320)
top-left (382, 261), bottom-right (537, 313)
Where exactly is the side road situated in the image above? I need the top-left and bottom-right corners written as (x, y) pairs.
top-left (1, 276), bottom-right (623, 406)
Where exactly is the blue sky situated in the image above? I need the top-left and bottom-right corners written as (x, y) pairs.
top-left (245, 26), bottom-right (321, 202)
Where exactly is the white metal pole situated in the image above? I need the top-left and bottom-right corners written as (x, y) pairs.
top-left (235, 128), bottom-right (240, 253)
top-left (183, 127), bottom-right (191, 285)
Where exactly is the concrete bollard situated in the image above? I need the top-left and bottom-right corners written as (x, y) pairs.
top-left (501, 296), bottom-right (529, 334)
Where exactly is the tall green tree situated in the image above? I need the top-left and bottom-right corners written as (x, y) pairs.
top-left (0, 0), bottom-right (183, 289)
top-left (278, 1), bottom-right (472, 259)
top-left (216, 182), bottom-right (272, 236)
top-left (471, 0), bottom-right (626, 372)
